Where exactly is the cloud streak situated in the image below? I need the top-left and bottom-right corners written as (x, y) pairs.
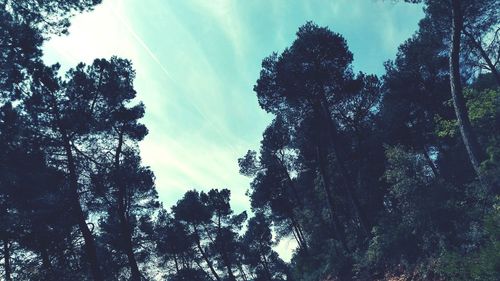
top-left (110, 9), bottom-right (174, 82)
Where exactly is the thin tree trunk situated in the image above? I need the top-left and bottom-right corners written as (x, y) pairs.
top-left (193, 226), bottom-right (221, 281)
top-left (62, 136), bottom-right (103, 281)
top-left (3, 239), bottom-right (12, 281)
top-left (237, 262), bottom-right (249, 281)
top-left (316, 145), bottom-right (349, 252)
top-left (173, 252), bottom-right (180, 274)
top-left (449, 0), bottom-right (486, 179)
top-left (214, 219), bottom-right (236, 281)
top-left (275, 156), bottom-right (308, 250)
top-left (124, 240), bottom-right (141, 281)
top-left (275, 155), bottom-right (303, 207)
top-left (215, 234), bottom-right (236, 281)
top-left (291, 226), bottom-right (302, 250)
top-left (113, 131), bottom-right (142, 281)
top-left (295, 222), bottom-right (308, 250)
top-left (193, 258), bottom-right (213, 281)
top-left (290, 216), bottom-right (307, 251)
top-left (317, 96), bottom-right (371, 235)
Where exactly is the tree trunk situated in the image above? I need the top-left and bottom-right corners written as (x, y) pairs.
top-left (275, 155), bottom-right (303, 207)
top-left (295, 222), bottom-right (308, 250)
top-left (113, 131), bottom-right (142, 281)
top-left (316, 145), bottom-right (349, 252)
top-left (62, 136), bottom-right (103, 281)
top-left (214, 223), bottom-right (236, 281)
top-left (449, 0), bottom-right (486, 179)
top-left (316, 96), bottom-right (371, 235)
top-left (193, 258), bottom-right (212, 280)
top-left (237, 262), bottom-right (249, 281)
top-left (274, 156), bottom-right (308, 250)
top-left (193, 226), bottom-right (221, 281)
top-left (173, 253), bottom-right (180, 274)
top-left (3, 239), bottom-right (12, 281)
top-left (124, 239), bottom-right (141, 281)
top-left (47, 84), bottom-right (103, 281)
top-left (290, 215), bottom-right (307, 251)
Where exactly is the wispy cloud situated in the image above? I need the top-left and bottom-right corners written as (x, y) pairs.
top-left (188, 0), bottom-right (248, 59)
top-left (110, 8), bottom-right (174, 81)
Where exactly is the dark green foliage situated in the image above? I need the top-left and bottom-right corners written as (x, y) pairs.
top-left (437, 202), bottom-right (500, 281)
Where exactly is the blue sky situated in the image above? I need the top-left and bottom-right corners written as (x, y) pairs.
top-left (43, 0), bottom-right (423, 237)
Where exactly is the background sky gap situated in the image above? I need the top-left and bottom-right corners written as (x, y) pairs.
top-left (42, 0), bottom-right (423, 260)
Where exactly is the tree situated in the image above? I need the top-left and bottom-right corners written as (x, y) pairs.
top-left (448, 0), bottom-right (485, 180)
top-left (98, 152), bottom-right (158, 280)
top-left (172, 190), bottom-right (222, 281)
top-left (1, 0), bottom-right (103, 101)
top-left (2, 0), bottom-right (103, 36)
top-left (155, 209), bottom-right (199, 278)
top-left (19, 57), bottom-right (151, 280)
top-left (76, 57), bottom-right (157, 280)
top-left (239, 116), bottom-right (308, 252)
top-left (172, 189), bottom-right (248, 281)
top-left (241, 213), bottom-right (289, 281)
top-left (0, 103), bottom-right (80, 280)
top-left (403, 0), bottom-right (500, 181)
top-left (254, 21), bottom-right (371, 238)
top-left (201, 189), bottom-right (247, 281)
top-left (380, 16), bottom-right (453, 179)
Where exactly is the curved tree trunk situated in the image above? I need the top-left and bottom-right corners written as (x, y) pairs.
top-left (449, 0), bottom-right (486, 179)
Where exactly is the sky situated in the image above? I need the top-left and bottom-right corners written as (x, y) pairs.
top-left (43, 0), bottom-right (423, 260)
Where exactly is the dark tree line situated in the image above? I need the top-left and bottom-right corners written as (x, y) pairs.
top-left (1, 0), bottom-right (499, 280)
